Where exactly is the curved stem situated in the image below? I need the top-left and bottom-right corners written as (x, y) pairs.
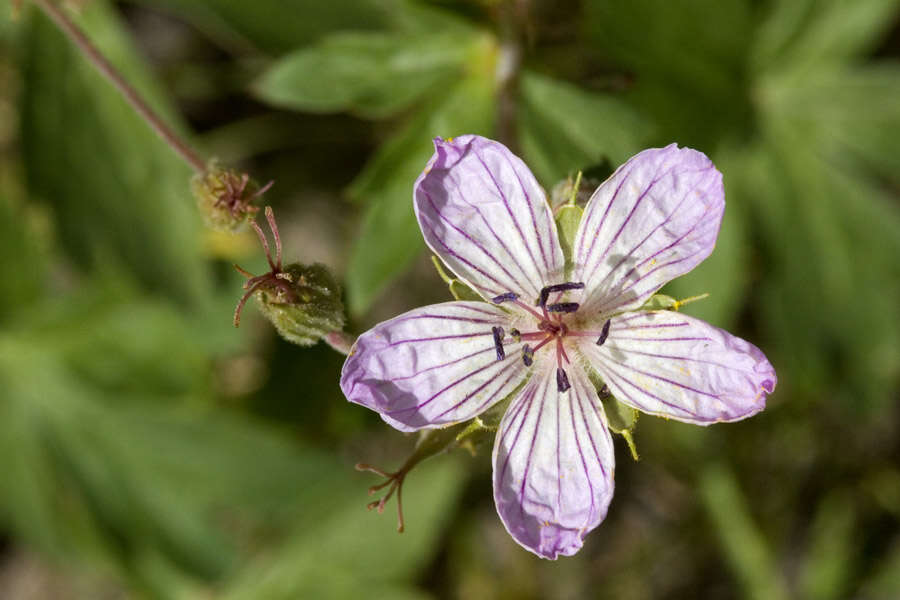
top-left (32, 0), bottom-right (206, 172)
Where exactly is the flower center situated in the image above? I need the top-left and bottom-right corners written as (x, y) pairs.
top-left (490, 282), bottom-right (612, 393)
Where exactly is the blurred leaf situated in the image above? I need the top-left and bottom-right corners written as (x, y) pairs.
top-left (661, 145), bottom-right (751, 329)
top-left (345, 72), bottom-right (495, 315)
top-left (145, 0), bottom-right (473, 55)
top-left (798, 489), bottom-right (858, 600)
top-left (255, 31), bottom-right (473, 119)
top-left (0, 312), bottom-right (347, 594)
top-left (0, 193), bottom-right (46, 321)
top-left (517, 70), bottom-right (651, 186)
top-left (20, 1), bottom-right (210, 307)
top-left (143, 0), bottom-right (391, 54)
top-left (752, 0), bottom-right (900, 73)
top-left (584, 0), bottom-right (754, 146)
top-left (759, 63), bottom-right (900, 183)
top-left (221, 457), bottom-right (466, 600)
top-left (859, 539), bottom-right (900, 600)
top-left (698, 463), bottom-right (790, 600)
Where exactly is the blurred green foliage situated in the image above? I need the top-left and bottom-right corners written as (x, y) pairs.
top-left (1, 0), bottom-right (899, 599)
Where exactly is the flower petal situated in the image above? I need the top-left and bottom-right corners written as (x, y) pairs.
top-left (493, 365), bottom-right (615, 559)
top-left (415, 135), bottom-right (565, 303)
top-left (579, 310), bottom-right (776, 425)
top-left (340, 301), bottom-right (529, 432)
top-left (573, 144), bottom-right (724, 315)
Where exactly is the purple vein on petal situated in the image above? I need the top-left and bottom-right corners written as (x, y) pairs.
top-left (382, 331), bottom-right (493, 349)
top-left (576, 162), bottom-right (637, 270)
top-left (571, 374), bottom-right (598, 511)
top-left (517, 374), bottom-right (548, 523)
top-left (447, 167), bottom-right (543, 295)
top-left (387, 346), bottom-right (496, 383)
top-left (585, 167), bottom-right (710, 294)
top-left (601, 354), bottom-right (720, 399)
top-left (421, 218), bottom-right (506, 295)
top-left (386, 351), bottom-right (518, 415)
top-left (432, 351), bottom-right (525, 420)
top-left (581, 165), bottom-right (676, 285)
top-left (475, 153), bottom-right (549, 281)
top-left (423, 190), bottom-right (531, 295)
top-left (600, 367), bottom-right (691, 419)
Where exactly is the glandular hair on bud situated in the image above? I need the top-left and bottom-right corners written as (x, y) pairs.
top-left (191, 161), bottom-right (268, 232)
top-left (255, 263), bottom-right (345, 346)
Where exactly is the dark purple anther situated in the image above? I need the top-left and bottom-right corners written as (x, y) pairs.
top-left (596, 319), bottom-right (611, 346)
top-left (597, 384), bottom-right (611, 400)
top-left (509, 328), bottom-right (521, 342)
top-left (547, 302), bottom-right (579, 313)
top-left (491, 292), bottom-right (519, 304)
top-left (556, 367), bottom-right (571, 393)
top-left (492, 326), bottom-right (505, 361)
top-left (522, 345), bottom-right (534, 366)
top-left (539, 282), bottom-right (585, 307)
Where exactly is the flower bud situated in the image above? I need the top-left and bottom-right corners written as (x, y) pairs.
top-left (254, 262), bottom-right (345, 346)
top-left (233, 207), bottom-right (345, 346)
top-left (191, 161), bottom-right (271, 232)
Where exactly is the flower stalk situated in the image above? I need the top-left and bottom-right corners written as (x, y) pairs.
top-left (31, 0), bottom-right (206, 173)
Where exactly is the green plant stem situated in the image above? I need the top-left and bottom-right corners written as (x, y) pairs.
top-left (32, 0), bottom-right (207, 173)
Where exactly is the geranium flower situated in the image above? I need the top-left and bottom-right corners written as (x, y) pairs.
top-left (340, 135), bottom-right (776, 559)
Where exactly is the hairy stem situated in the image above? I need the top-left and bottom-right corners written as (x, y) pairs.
top-left (32, 0), bottom-right (206, 172)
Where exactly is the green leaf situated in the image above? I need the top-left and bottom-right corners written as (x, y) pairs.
top-left (345, 72), bottom-right (496, 315)
top-left (0, 193), bottom-right (46, 322)
top-left (583, 0), bottom-right (753, 146)
top-left (20, 1), bottom-right (210, 307)
top-left (145, 0), bottom-right (473, 55)
top-left (661, 146), bottom-right (751, 328)
top-left (255, 31), bottom-right (473, 119)
top-left (698, 463), bottom-right (790, 600)
top-left (517, 71), bottom-right (651, 187)
top-left (0, 308), bottom-right (348, 592)
top-left (220, 457), bottom-right (467, 600)
top-left (555, 204), bottom-right (583, 276)
top-left (798, 490), bottom-right (858, 600)
top-left (752, 0), bottom-right (900, 73)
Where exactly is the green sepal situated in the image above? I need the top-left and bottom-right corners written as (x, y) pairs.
top-left (587, 368), bottom-right (640, 460)
top-left (640, 292), bottom-right (710, 312)
top-left (641, 293), bottom-right (679, 311)
top-left (430, 256), bottom-right (482, 302)
top-left (256, 263), bottom-right (345, 346)
top-left (555, 205), bottom-right (583, 276)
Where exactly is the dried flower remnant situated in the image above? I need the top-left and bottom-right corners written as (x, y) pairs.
top-left (192, 162), bottom-right (273, 232)
top-left (233, 207), bottom-right (344, 346)
top-left (340, 135), bottom-right (776, 559)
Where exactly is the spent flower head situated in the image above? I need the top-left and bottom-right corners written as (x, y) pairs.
top-left (340, 135), bottom-right (776, 559)
top-left (234, 207), bottom-right (344, 346)
top-left (192, 161), bottom-right (273, 232)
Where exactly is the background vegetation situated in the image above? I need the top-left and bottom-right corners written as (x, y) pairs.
top-left (1, 0), bottom-right (899, 598)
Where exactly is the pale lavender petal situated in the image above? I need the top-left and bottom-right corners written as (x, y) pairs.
top-left (415, 135), bottom-right (565, 304)
top-left (340, 301), bottom-right (529, 432)
top-left (572, 144), bottom-right (724, 315)
top-left (493, 366), bottom-right (615, 559)
top-left (579, 311), bottom-right (776, 425)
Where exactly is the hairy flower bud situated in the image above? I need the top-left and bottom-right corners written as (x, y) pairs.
top-left (191, 161), bottom-right (271, 232)
top-left (255, 262), bottom-right (345, 346)
top-left (233, 207), bottom-right (345, 346)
